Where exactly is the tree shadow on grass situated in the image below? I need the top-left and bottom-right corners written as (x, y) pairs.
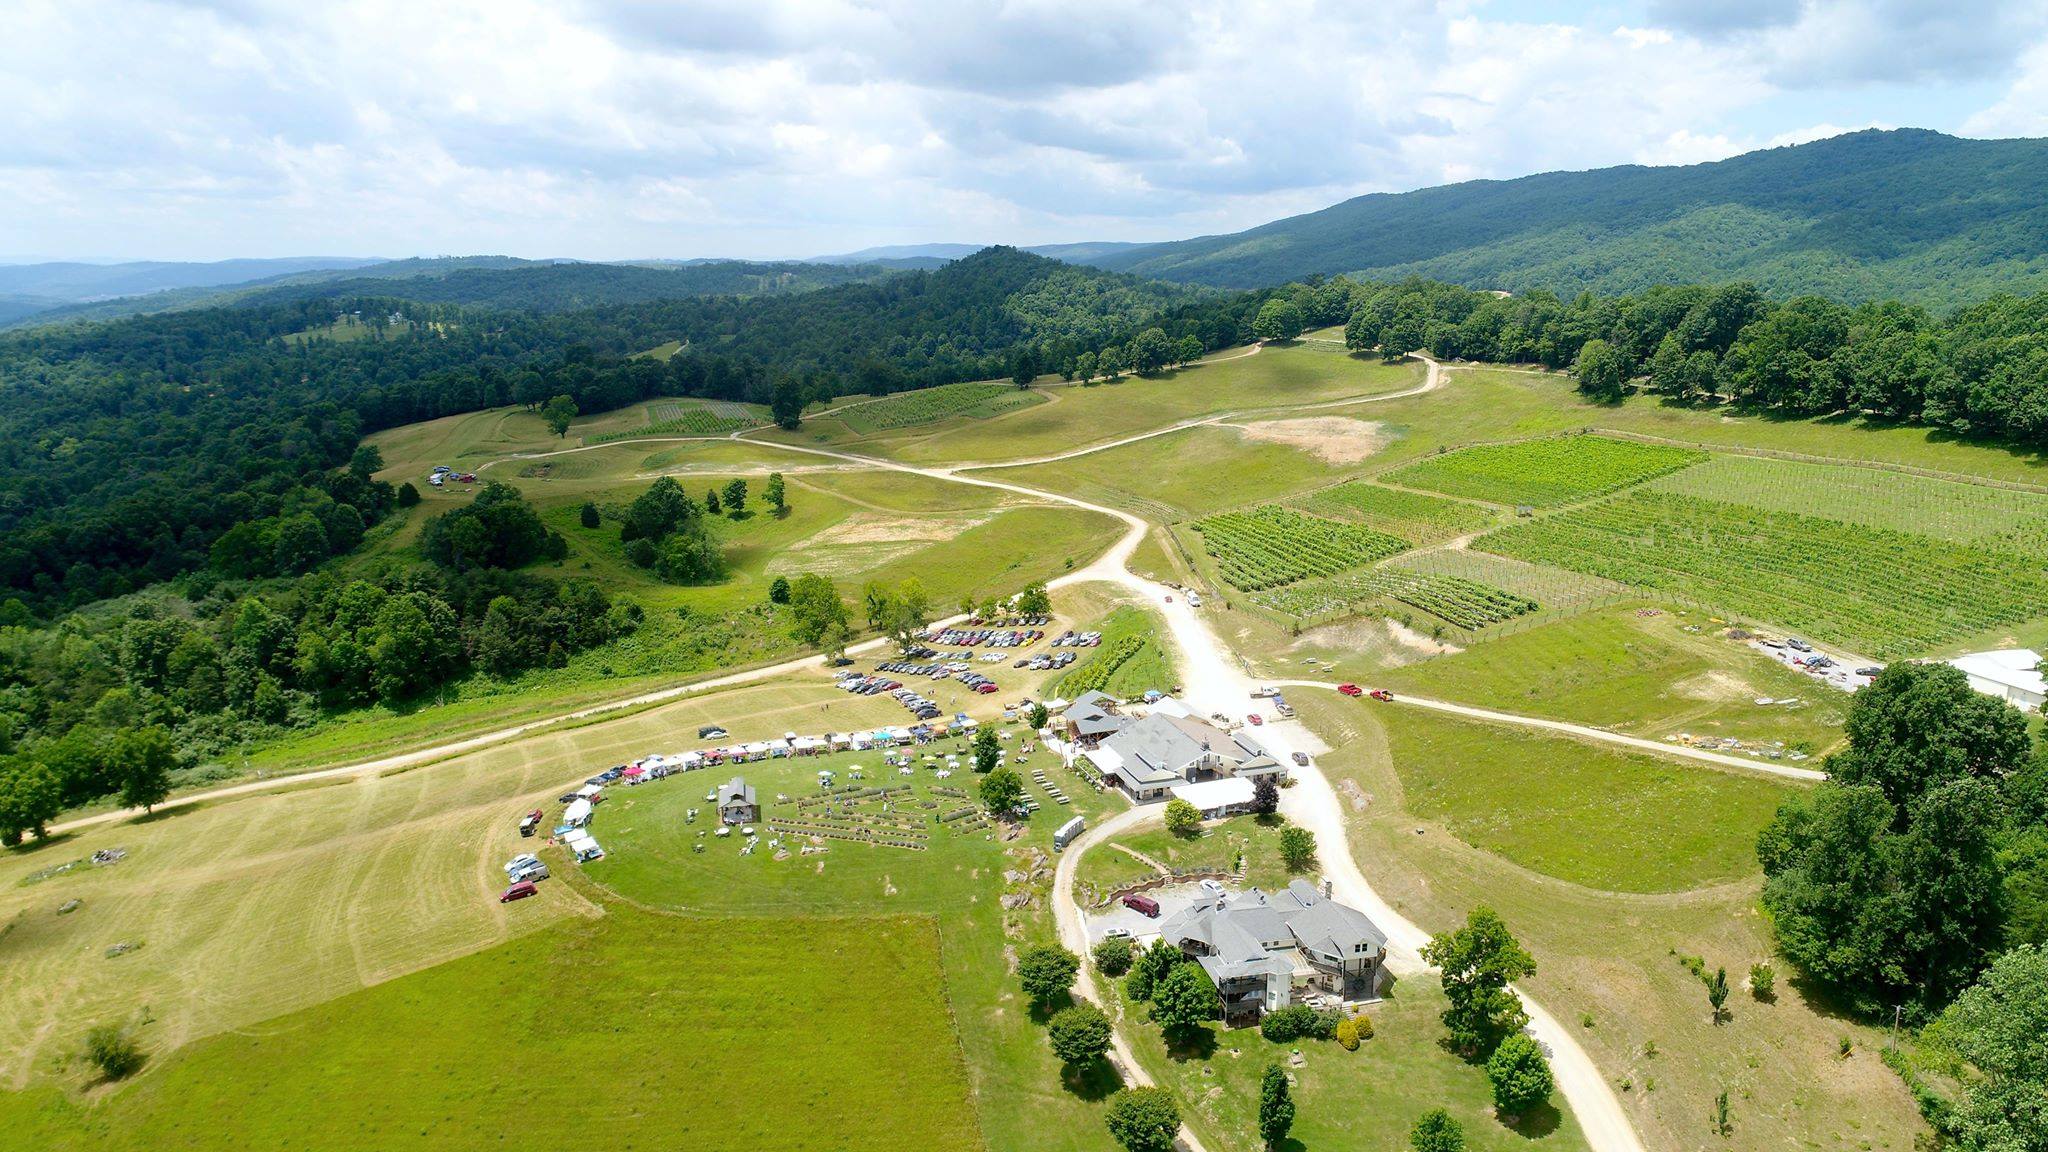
top-left (1502, 1102), bottom-right (1563, 1139)
top-left (1028, 992), bottom-right (1076, 1026)
top-left (7, 830), bottom-right (79, 856)
top-left (1163, 1024), bottom-right (1218, 1063)
top-left (1062, 1057), bottom-right (1125, 1102)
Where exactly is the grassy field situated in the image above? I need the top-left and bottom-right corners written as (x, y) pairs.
top-left (0, 909), bottom-right (981, 1152)
top-left (581, 740), bottom-right (1131, 1152)
top-left (1378, 604), bottom-right (1850, 753)
top-left (788, 346), bottom-right (1425, 465)
top-left (1482, 489), bottom-right (2048, 657)
top-left (1, 621), bottom-right (1135, 1152)
top-left (1293, 481), bottom-right (1496, 545)
top-left (0, 675), bottom-right (927, 1083)
top-left (984, 423), bottom-right (1348, 519)
top-left (1121, 971), bottom-right (1589, 1152)
top-left (1293, 691), bottom-right (1924, 1152)
top-left (1382, 434), bottom-right (1707, 508)
top-left (1373, 705), bottom-right (1799, 893)
top-left (1071, 813), bottom-right (1299, 902)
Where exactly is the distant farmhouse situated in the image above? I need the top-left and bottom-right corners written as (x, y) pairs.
top-left (1158, 880), bottom-right (1387, 1022)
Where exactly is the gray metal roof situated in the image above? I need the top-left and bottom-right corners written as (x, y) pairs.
top-left (1159, 882), bottom-right (1385, 983)
top-left (716, 776), bottom-right (756, 808)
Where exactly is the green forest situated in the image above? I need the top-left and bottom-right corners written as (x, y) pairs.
top-left (1091, 130), bottom-right (2048, 308)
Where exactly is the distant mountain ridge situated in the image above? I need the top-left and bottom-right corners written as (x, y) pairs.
top-left (1085, 129), bottom-right (2048, 308)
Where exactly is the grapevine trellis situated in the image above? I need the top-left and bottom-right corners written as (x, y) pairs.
top-left (1255, 569), bottom-right (1538, 629)
top-left (1192, 505), bottom-right (1409, 590)
top-left (587, 401), bottom-right (764, 442)
top-left (843, 382), bottom-right (1032, 431)
top-left (1480, 489), bottom-right (2048, 658)
top-left (1383, 433), bottom-right (1707, 508)
top-left (1057, 635), bottom-right (1148, 696)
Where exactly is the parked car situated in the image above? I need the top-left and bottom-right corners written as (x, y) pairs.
top-left (503, 853), bottom-right (540, 876)
top-left (1291, 752), bottom-right (1310, 767)
top-left (1103, 926), bottom-right (1133, 941)
top-left (1247, 713), bottom-right (1262, 726)
top-left (510, 861), bottom-right (549, 883)
top-left (1122, 893), bottom-right (1161, 918)
top-left (1337, 683), bottom-right (1362, 697)
top-left (1199, 879), bottom-right (1226, 897)
top-left (1786, 638), bottom-right (1812, 652)
top-left (499, 881), bottom-right (538, 903)
top-left (518, 810), bottom-right (543, 837)
top-left (698, 725), bottom-right (728, 739)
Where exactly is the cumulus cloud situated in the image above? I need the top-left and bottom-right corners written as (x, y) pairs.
top-left (0, 0), bottom-right (2042, 259)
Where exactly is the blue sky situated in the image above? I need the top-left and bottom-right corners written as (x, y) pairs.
top-left (3, 0), bottom-right (2044, 262)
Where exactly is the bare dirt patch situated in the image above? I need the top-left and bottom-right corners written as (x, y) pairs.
top-left (1232, 417), bottom-right (1391, 465)
top-left (1385, 618), bottom-right (1462, 657)
top-left (1673, 670), bottom-right (1753, 702)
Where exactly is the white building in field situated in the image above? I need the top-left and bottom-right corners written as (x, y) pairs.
top-left (1948, 649), bottom-right (2045, 711)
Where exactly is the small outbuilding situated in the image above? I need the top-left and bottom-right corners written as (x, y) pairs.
top-left (1170, 776), bottom-right (1258, 819)
top-left (1948, 649), bottom-right (2045, 711)
top-left (716, 776), bottom-right (760, 824)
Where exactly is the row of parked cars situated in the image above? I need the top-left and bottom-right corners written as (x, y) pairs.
top-left (1014, 650), bottom-right (1079, 672)
top-left (928, 625), bottom-right (1045, 648)
top-left (1051, 631), bottom-right (1104, 648)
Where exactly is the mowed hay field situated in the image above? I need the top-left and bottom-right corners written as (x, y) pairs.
top-left (0, 909), bottom-right (982, 1152)
top-left (1293, 692), bottom-right (1923, 1152)
top-left (0, 675), bottom-right (918, 1087)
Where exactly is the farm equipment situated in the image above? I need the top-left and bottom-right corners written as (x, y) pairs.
top-left (1369, 689), bottom-right (1394, 702)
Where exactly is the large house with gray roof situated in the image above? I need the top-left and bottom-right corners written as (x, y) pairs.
top-left (1090, 712), bottom-right (1286, 800)
top-left (1158, 880), bottom-right (1386, 1021)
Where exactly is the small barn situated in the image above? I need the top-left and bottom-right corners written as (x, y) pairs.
top-left (716, 776), bottom-right (759, 824)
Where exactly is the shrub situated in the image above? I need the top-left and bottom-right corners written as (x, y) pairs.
top-left (1486, 1033), bottom-right (1554, 1117)
top-left (1309, 1007), bottom-right (1343, 1039)
top-left (1259, 1004), bottom-right (1319, 1042)
top-left (1410, 1108), bottom-right (1466, 1152)
top-left (1351, 1012), bottom-right (1374, 1041)
top-left (1104, 1087), bottom-right (1181, 1152)
top-left (1093, 938), bottom-right (1135, 977)
top-left (1749, 962), bottom-right (1776, 1001)
top-left (83, 1024), bottom-right (144, 1081)
top-left (1335, 1016), bottom-right (1360, 1050)
top-left (1163, 797), bottom-right (1202, 837)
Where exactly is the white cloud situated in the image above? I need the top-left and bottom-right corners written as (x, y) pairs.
top-left (0, 0), bottom-right (2041, 259)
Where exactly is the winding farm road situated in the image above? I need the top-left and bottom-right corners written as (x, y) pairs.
top-left (48, 350), bottom-right (1802, 1151)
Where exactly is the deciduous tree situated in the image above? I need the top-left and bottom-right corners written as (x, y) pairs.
top-left (1048, 1004), bottom-right (1114, 1068)
top-left (1018, 944), bottom-right (1081, 1008)
top-left (1485, 1033), bottom-right (1554, 1117)
top-left (1104, 1088), bottom-right (1181, 1152)
top-left (1258, 1063), bottom-right (1296, 1148)
top-left (1423, 907), bottom-right (1535, 1056)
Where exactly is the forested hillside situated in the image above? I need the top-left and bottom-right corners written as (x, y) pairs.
top-left (240, 259), bottom-right (905, 313)
top-left (1091, 130), bottom-right (2048, 308)
top-left (0, 248), bottom-right (1221, 615)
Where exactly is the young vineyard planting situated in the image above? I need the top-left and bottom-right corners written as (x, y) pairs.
top-left (1481, 490), bottom-right (2048, 657)
top-left (1255, 569), bottom-right (1539, 629)
top-left (1057, 635), bottom-right (1147, 696)
top-left (840, 382), bottom-right (1039, 432)
top-left (1193, 506), bottom-right (1409, 590)
top-left (1294, 481), bottom-right (1493, 545)
top-left (587, 401), bottom-right (764, 442)
top-left (1384, 434), bottom-right (1706, 508)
